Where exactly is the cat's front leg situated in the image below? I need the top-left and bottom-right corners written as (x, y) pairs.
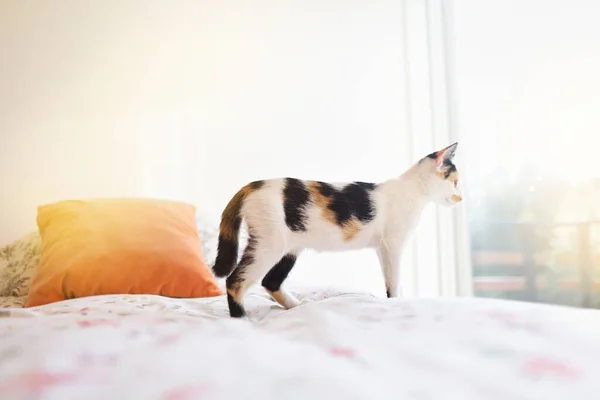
top-left (377, 243), bottom-right (401, 298)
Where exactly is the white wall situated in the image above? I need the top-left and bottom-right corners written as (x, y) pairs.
top-left (0, 1), bottom-right (410, 293)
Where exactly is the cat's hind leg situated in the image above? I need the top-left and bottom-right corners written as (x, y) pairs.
top-left (261, 253), bottom-right (300, 309)
top-left (225, 235), bottom-right (285, 318)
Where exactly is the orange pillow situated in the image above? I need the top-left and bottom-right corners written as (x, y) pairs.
top-left (24, 198), bottom-right (222, 307)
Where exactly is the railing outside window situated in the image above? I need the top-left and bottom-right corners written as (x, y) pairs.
top-left (471, 220), bottom-right (600, 308)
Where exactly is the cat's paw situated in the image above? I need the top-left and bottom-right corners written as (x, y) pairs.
top-left (281, 295), bottom-right (300, 309)
top-left (268, 289), bottom-right (300, 309)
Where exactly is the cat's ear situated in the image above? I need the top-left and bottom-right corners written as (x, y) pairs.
top-left (428, 142), bottom-right (458, 167)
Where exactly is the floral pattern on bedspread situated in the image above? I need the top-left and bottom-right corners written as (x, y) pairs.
top-left (1, 287), bottom-right (600, 399)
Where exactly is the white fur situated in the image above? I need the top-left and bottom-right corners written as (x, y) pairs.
top-left (235, 144), bottom-right (461, 309)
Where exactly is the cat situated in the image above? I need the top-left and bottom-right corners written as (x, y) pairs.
top-left (212, 143), bottom-right (462, 318)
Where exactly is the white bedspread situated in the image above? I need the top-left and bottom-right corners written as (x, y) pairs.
top-left (1, 287), bottom-right (600, 400)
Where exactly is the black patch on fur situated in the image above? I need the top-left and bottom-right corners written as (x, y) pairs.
top-left (225, 235), bottom-right (259, 317)
top-left (249, 180), bottom-right (265, 190)
top-left (425, 151), bottom-right (457, 179)
top-left (262, 254), bottom-right (297, 292)
top-left (213, 235), bottom-right (239, 277)
top-left (442, 162), bottom-right (457, 179)
top-left (386, 289), bottom-right (391, 298)
top-left (426, 151), bottom-right (438, 160)
top-left (225, 235), bottom-right (257, 288)
top-left (356, 182), bottom-right (376, 191)
top-left (316, 181), bottom-right (336, 197)
top-left (224, 236), bottom-right (256, 316)
top-left (227, 293), bottom-right (246, 318)
top-left (316, 181), bottom-right (377, 226)
top-left (283, 178), bottom-right (311, 232)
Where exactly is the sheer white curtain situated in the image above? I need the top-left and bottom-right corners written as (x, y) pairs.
top-left (137, 0), bottom-right (465, 297)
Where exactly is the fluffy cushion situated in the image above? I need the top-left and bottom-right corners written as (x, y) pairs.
top-left (24, 198), bottom-right (222, 307)
top-left (0, 231), bottom-right (41, 297)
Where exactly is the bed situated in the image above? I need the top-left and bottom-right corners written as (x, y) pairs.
top-left (2, 284), bottom-right (600, 400)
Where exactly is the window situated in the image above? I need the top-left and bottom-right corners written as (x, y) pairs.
top-left (451, 0), bottom-right (600, 307)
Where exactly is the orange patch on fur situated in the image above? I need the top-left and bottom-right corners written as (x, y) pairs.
top-left (308, 182), bottom-right (337, 225)
top-left (451, 194), bottom-right (462, 203)
top-left (220, 183), bottom-right (260, 241)
top-left (437, 170), bottom-right (459, 182)
top-left (341, 218), bottom-right (361, 241)
top-left (226, 285), bottom-right (242, 301)
top-left (308, 181), bottom-right (363, 242)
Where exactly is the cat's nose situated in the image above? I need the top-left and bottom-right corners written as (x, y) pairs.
top-left (451, 194), bottom-right (462, 203)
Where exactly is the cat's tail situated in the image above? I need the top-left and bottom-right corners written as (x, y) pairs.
top-left (212, 181), bottom-right (263, 278)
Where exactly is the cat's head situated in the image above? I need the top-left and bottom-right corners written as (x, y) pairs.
top-left (420, 142), bottom-right (462, 207)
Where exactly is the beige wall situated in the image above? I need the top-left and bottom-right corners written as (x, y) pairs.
top-left (1, 1), bottom-right (161, 243)
top-left (0, 0), bottom-right (409, 293)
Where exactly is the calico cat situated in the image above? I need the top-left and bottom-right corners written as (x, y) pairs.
top-left (213, 143), bottom-right (462, 318)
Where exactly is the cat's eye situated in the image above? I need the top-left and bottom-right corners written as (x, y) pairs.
top-left (454, 181), bottom-right (458, 187)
